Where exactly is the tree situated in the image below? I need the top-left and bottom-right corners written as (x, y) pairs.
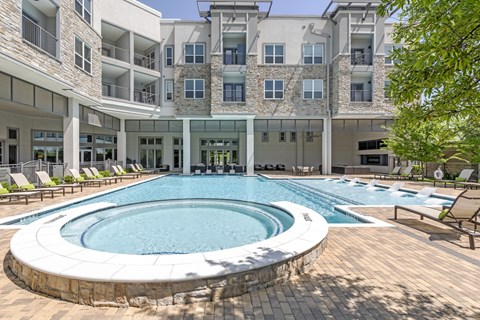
top-left (378, 0), bottom-right (480, 123)
top-left (383, 106), bottom-right (456, 178)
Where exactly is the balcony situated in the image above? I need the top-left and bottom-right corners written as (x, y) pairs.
top-left (350, 90), bottom-right (372, 102)
top-left (223, 84), bottom-right (245, 102)
top-left (22, 14), bottom-right (57, 57)
top-left (133, 52), bottom-right (156, 70)
top-left (102, 84), bottom-right (129, 101)
top-left (351, 53), bottom-right (372, 65)
top-left (133, 90), bottom-right (157, 105)
top-left (102, 43), bottom-right (129, 63)
top-left (223, 52), bottom-right (246, 65)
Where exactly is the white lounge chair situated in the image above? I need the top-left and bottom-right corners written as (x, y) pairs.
top-left (36, 171), bottom-right (83, 193)
top-left (9, 173), bottom-right (64, 198)
top-left (68, 169), bottom-right (103, 187)
top-left (434, 169), bottom-right (475, 188)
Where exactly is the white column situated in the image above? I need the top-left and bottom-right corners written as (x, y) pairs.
top-left (246, 117), bottom-right (254, 176)
top-left (63, 98), bottom-right (80, 173)
top-left (322, 116), bottom-right (332, 174)
top-left (182, 119), bottom-right (191, 175)
top-left (117, 119), bottom-right (126, 166)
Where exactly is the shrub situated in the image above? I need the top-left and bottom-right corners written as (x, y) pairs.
top-left (412, 165), bottom-right (422, 175)
top-left (1, 182), bottom-right (11, 191)
top-left (99, 170), bottom-right (111, 177)
top-left (63, 175), bottom-right (74, 183)
top-left (80, 173), bottom-right (88, 180)
top-left (51, 176), bottom-right (61, 185)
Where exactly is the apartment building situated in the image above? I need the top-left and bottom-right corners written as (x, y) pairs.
top-left (0, 0), bottom-right (397, 176)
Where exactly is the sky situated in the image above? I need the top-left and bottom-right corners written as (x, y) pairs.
top-left (138, 0), bottom-right (330, 20)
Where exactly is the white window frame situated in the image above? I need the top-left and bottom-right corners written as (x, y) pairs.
top-left (75, 37), bottom-right (92, 74)
top-left (303, 79), bottom-right (323, 99)
top-left (264, 80), bottom-right (284, 100)
top-left (184, 79), bottom-right (205, 99)
top-left (75, 0), bottom-right (91, 24)
top-left (303, 44), bottom-right (324, 64)
top-left (165, 80), bottom-right (173, 101)
top-left (165, 46), bottom-right (174, 67)
top-left (306, 131), bottom-right (314, 143)
top-left (279, 131), bottom-right (286, 142)
top-left (385, 44), bottom-right (401, 65)
top-left (264, 44), bottom-right (284, 64)
top-left (262, 132), bottom-right (269, 142)
top-left (290, 132), bottom-right (297, 142)
top-left (184, 43), bottom-right (205, 64)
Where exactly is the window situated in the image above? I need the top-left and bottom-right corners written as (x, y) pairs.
top-left (8, 129), bottom-right (18, 140)
top-left (303, 44), bottom-right (323, 64)
top-left (165, 80), bottom-right (173, 101)
top-left (306, 132), bottom-right (314, 142)
top-left (360, 154), bottom-right (388, 166)
top-left (385, 44), bottom-right (401, 64)
top-left (358, 139), bottom-right (385, 150)
top-left (185, 44), bottom-right (204, 64)
top-left (264, 80), bottom-right (284, 99)
top-left (185, 79), bottom-right (205, 99)
top-left (279, 131), bottom-right (286, 142)
top-left (75, 0), bottom-right (91, 24)
top-left (75, 37), bottom-right (92, 74)
top-left (165, 46), bottom-right (174, 66)
top-left (264, 44), bottom-right (284, 64)
top-left (262, 132), bottom-right (269, 142)
top-left (303, 79), bottom-right (323, 99)
top-left (290, 132), bottom-right (297, 142)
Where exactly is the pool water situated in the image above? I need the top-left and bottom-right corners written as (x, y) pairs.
top-left (61, 199), bottom-right (294, 254)
top-left (10, 176), bottom-right (451, 225)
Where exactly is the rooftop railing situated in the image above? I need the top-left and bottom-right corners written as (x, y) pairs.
top-left (22, 14), bottom-right (57, 57)
top-left (102, 43), bottom-right (130, 63)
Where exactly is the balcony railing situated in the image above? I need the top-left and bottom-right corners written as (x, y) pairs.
top-left (350, 90), bottom-right (372, 102)
top-left (223, 52), bottom-right (246, 65)
top-left (102, 84), bottom-right (129, 100)
top-left (22, 14), bottom-right (57, 57)
top-left (102, 43), bottom-right (129, 63)
top-left (223, 89), bottom-right (245, 102)
top-left (134, 90), bottom-right (156, 105)
top-left (134, 53), bottom-right (156, 70)
top-left (351, 53), bottom-right (372, 65)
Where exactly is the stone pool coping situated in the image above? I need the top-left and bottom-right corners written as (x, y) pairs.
top-left (9, 200), bottom-right (328, 306)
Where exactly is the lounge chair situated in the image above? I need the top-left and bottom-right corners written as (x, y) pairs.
top-left (394, 189), bottom-right (480, 249)
top-left (292, 166), bottom-right (298, 176)
top-left (373, 166), bottom-right (401, 180)
top-left (112, 165), bottom-right (136, 179)
top-left (82, 168), bottom-right (118, 185)
top-left (9, 173), bottom-right (64, 198)
top-left (68, 169), bottom-right (103, 187)
top-left (276, 164), bottom-right (285, 171)
top-left (135, 164), bottom-right (156, 174)
top-left (254, 164), bottom-right (263, 171)
top-left (35, 171), bottom-right (83, 193)
top-left (397, 165), bottom-right (421, 180)
top-left (455, 179), bottom-right (480, 190)
top-left (0, 186), bottom-right (42, 204)
top-left (434, 169), bottom-right (475, 188)
top-left (90, 167), bottom-right (122, 183)
top-left (129, 164), bottom-right (148, 176)
top-left (264, 164), bottom-right (275, 171)
top-left (116, 165), bottom-right (141, 178)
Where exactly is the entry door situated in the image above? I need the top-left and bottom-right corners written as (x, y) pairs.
top-left (140, 149), bottom-right (162, 168)
top-left (350, 83), bottom-right (364, 101)
top-left (8, 145), bottom-right (17, 164)
top-left (224, 48), bottom-right (235, 64)
top-left (80, 149), bottom-right (92, 163)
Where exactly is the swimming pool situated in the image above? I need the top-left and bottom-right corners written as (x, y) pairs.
top-left (4, 175), bottom-right (452, 226)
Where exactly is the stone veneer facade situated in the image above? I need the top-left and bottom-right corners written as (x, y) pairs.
top-left (330, 54), bottom-right (351, 115)
top-left (174, 64), bottom-right (212, 116)
top-left (256, 65), bottom-right (328, 117)
top-left (0, 0), bottom-right (102, 102)
top-left (9, 237), bottom-right (327, 307)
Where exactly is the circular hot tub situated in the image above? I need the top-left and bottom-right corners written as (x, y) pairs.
top-left (9, 200), bottom-right (328, 307)
top-left (61, 199), bottom-right (294, 255)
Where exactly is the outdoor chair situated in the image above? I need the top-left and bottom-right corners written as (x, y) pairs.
top-left (433, 169), bottom-right (475, 188)
top-left (373, 166), bottom-right (401, 180)
top-left (135, 164), bottom-right (156, 174)
top-left (292, 166), bottom-right (298, 176)
top-left (264, 164), bottom-right (275, 171)
top-left (394, 189), bottom-right (480, 249)
top-left (254, 164), bottom-right (263, 171)
top-left (397, 165), bottom-right (421, 180)
top-left (9, 173), bottom-right (64, 198)
top-left (90, 167), bottom-right (122, 183)
top-left (116, 165), bottom-right (141, 178)
top-left (112, 165), bottom-right (137, 179)
top-left (276, 164), bottom-right (286, 171)
top-left (82, 168), bottom-right (118, 185)
top-left (455, 179), bottom-right (480, 190)
top-left (0, 186), bottom-right (42, 204)
top-left (35, 171), bottom-right (83, 193)
top-left (68, 169), bottom-right (103, 187)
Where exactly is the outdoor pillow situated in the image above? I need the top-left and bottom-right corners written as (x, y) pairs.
top-left (121, 170), bottom-right (127, 174)
top-left (0, 188), bottom-right (9, 195)
top-left (76, 177), bottom-right (85, 182)
top-left (96, 175), bottom-right (103, 179)
top-left (45, 181), bottom-right (57, 187)
top-left (438, 209), bottom-right (449, 220)
top-left (401, 173), bottom-right (408, 177)
top-left (455, 177), bottom-right (466, 182)
top-left (21, 184), bottom-right (35, 190)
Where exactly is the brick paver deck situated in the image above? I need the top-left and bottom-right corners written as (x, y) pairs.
top-left (1, 174), bottom-right (479, 319)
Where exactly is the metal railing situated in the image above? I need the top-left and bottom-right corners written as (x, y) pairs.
top-left (223, 52), bottom-right (246, 65)
top-left (102, 43), bottom-right (130, 63)
top-left (0, 160), bottom-right (66, 185)
top-left (22, 14), bottom-right (57, 57)
top-left (223, 89), bottom-right (245, 102)
top-left (102, 83), bottom-right (130, 100)
top-left (134, 90), bottom-right (157, 105)
top-left (350, 90), bottom-right (373, 102)
top-left (351, 53), bottom-right (372, 65)
top-left (133, 52), bottom-right (156, 70)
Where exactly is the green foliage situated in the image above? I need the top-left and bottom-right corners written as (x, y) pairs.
top-left (1, 182), bottom-right (11, 191)
top-left (411, 165), bottom-right (421, 175)
top-left (51, 176), bottom-right (61, 185)
top-left (63, 175), bottom-right (74, 183)
top-left (80, 173), bottom-right (88, 180)
top-left (99, 170), bottom-right (111, 177)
